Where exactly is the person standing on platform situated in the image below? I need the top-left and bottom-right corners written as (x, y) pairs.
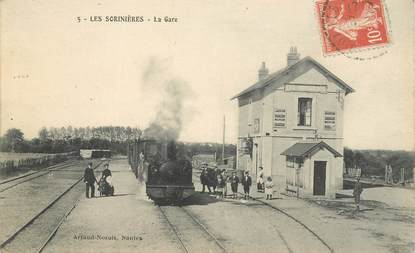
top-left (265, 176), bottom-right (274, 200)
top-left (353, 177), bottom-right (363, 211)
top-left (200, 167), bottom-right (211, 193)
top-left (257, 167), bottom-right (264, 192)
top-left (221, 169), bottom-right (228, 198)
top-left (84, 162), bottom-right (97, 198)
top-left (216, 173), bottom-right (225, 198)
top-left (138, 152), bottom-right (145, 182)
top-left (214, 167), bottom-right (221, 194)
top-left (230, 172), bottom-right (239, 199)
top-left (208, 167), bottom-right (218, 193)
top-left (242, 171), bottom-right (252, 199)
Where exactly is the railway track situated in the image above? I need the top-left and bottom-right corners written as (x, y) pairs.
top-left (239, 193), bottom-right (335, 253)
top-left (0, 161), bottom-right (103, 253)
top-left (0, 160), bottom-right (79, 193)
top-left (159, 205), bottom-right (227, 253)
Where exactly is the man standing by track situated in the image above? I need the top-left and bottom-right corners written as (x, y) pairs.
top-left (200, 166), bottom-right (211, 193)
top-left (353, 177), bottom-right (363, 211)
top-left (84, 162), bottom-right (97, 198)
top-left (242, 171), bottom-right (252, 199)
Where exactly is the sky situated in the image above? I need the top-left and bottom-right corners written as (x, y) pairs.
top-left (1, 0), bottom-right (414, 150)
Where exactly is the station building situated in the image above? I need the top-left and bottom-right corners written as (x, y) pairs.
top-left (232, 47), bottom-right (354, 198)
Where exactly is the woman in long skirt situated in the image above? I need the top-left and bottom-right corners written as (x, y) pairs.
top-left (257, 167), bottom-right (264, 192)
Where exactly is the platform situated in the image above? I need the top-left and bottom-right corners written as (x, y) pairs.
top-left (43, 159), bottom-right (182, 253)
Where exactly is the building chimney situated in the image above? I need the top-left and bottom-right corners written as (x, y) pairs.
top-left (287, 46), bottom-right (300, 66)
top-left (258, 62), bottom-right (269, 81)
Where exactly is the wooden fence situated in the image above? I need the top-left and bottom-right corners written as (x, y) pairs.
top-left (0, 151), bottom-right (79, 171)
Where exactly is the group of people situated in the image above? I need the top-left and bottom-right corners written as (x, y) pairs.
top-left (199, 166), bottom-right (223, 194)
top-left (86, 162), bottom-right (364, 210)
top-left (200, 165), bottom-right (275, 200)
top-left (83, 162), bottom-right (114, 198)
top-left (256, 167), bottom-right (274, 200)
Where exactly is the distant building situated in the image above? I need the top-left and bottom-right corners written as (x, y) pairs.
top-left (232, 47), bottom-right (354, 198)
top-left (80, 149), bottom-right (111, 159)
top-left (192, 154), bottom-right (217, 169)
top-left (217, 156), bottom-right (236, 171)
top-left (223, 156), bottom-right (235, 168)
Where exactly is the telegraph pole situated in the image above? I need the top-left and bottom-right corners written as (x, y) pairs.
top-left (222, 115), bottom-right (225, 164)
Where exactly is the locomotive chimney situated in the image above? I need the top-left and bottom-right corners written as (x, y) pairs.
top-left (258, 62), bottom-right (269, 81)
top-left (167, 140), bottom-right (177, 161)
top-left (287, 46), bottom-right (300, 66)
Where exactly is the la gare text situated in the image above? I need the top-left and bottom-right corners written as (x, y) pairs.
top-left (77, 16), bottom-right (179, 23)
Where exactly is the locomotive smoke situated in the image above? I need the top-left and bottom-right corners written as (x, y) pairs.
top-left (141, 57), bottom-right (193, 141)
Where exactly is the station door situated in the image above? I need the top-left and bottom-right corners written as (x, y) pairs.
top-left (313, 161), bottom-right (326, 195)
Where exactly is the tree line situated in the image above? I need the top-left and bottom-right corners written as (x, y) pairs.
top-left (38, 126), bottom-right (142, 142)
top-left (0, 126), bottom-right (142, 154)
top-left (344, 147), bottom-right (414, 181)
top-left (0, 127), bottom-right (237, 158)
top-left (185, 142), bottom-right (237, 161)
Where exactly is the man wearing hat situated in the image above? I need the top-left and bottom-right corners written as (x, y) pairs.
top-left (83, 162), bottom-right (97, 198)
top-left (200, 165), bottom-right (211, 193)
top-left (242, 171), bottom-right (252, 199)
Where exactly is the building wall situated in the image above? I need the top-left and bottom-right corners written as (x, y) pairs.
top-left (270, 137), bottom-right (303, 194)
top-left (237, 89), bottom-right (264, 173)
top-left (237, 90), bottom-right (264, 138)
top-left (236, 62), bottom-right (348, 198)
top-left (284, 149), bottom-right (343, 198)
top-left (265, 67), bottom-right (345, 140)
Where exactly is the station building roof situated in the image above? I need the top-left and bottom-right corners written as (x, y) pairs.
top-left (281, 141), bottom-right (343, 158)
top-left (231, 56), bottom-right (355, 100)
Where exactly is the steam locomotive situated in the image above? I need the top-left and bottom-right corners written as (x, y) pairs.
top-left (127, 139), bottom-right (195, 204)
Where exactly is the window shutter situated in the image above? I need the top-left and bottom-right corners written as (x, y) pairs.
top-left (324, 111), bottom-right (336, 130)
top-left (273, 109), bottom-right (286, 130)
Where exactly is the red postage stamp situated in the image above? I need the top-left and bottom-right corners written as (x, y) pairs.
top-left (316, 0), bottom-right (389, 54)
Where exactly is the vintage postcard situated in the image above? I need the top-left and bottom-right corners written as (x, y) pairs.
top-left (0, 1), bottom-right (414, 253)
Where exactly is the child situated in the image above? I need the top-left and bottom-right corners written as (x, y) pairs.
top-left (216, 174), bottom-right (225, 198)
top-left (265, 176), bottom-right (274, 200)
top-left (242, 171), bottom-right (252, 199)
top-left (230, 172), bottom-right (239, 199)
